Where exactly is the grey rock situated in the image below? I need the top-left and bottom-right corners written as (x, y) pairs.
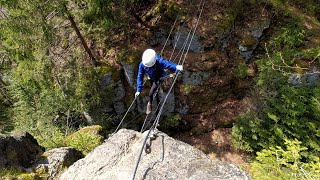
top-left (251, 20), bottom-right (271, 39)
top-left (60, 129), bottom-right (251, 180)
top-left (33, 147), bottom-right (83, 180)
top-left (174, 26), bottom-right (204, 53)
top-left (121, 62), bottom-right (136, 88)
top-left (0, 131), bottom-right (44, 168)
top-left (288, 73), bottom-right (302, 85)
top-left (113, 81), bottom-right (126, 102)
top-left (110, 80), bottom-right (127, 115)
top-left (158, 88), bottom-right (175, 115)
top-left (252, 29), bottom-right (263, 39)
top-left (137, 96), bottom-right (151, 114)
top-left (150, 28), bottom-right (171, 47)
top-left (239, 45), bottom-right (248, 52)
top-left (288, 68), bottom-right (320, 87)
top-left (239, 19), bottom-right (270, 61)
top-left (113, 101), bottom-right (126, 115)
top-left (303, 68), bottom-right (320, 87)
top-left (182, 71), bottom-right (211, 85)
top-left (176, 102), bottom-right (189, 115)
top-left (239, 50), bottom-right (254, 61)
top-left (218, 31), bottom-right (232, 51)
top-left (100, 73), bottom-right (113, 90)
top-left (104, 104), bottom-right (114, 113)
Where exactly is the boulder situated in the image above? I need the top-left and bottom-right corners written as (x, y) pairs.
top-left (0, 131), bottom-right (44, 168)
top-left (60, 129), bottom-right (251, 180)
top-left (33, 147), bottom-right (83, 180)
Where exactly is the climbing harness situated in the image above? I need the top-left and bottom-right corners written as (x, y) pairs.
top-left (139, 73), bottom-right (176, 133)
top-left (131, 0), bottom-right (206, 179)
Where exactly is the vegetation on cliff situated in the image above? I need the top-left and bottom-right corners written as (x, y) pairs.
top-left (0, 0), bottom-right (319, 179)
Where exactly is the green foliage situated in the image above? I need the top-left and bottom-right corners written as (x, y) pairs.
top-left (64, 125), bottom-right (104, 155)
top-left (156, 0), bottom-right (180, 20)
top-left (269, 0), bottom-right (287, 9)
top-left (235, 62), bottom-right (248, 79)
top-left (0, 0), bottom-right (114, 150)
top-left (0, 167), bottom-right (42, 180)
top-left (303, 46), bottom-right (320, 62)
top-left (270, 23), bottom-right (305, 51)
top-left (232, 85), bottom-right (320, 160)
top-left (34, 125), bottom-right (66, 150)
top-left (231, 112), bottom-right (262, 152)
top-left (161, 114), bottom-right (182, 131)
top-left (17, 173), bottom-right (42, 180)
top-left (0, 167), bottom-right (21, 178)
top-left (232, 17), bottom-right (319, 164)
top-left (81, 0), bottom-right (118, 31)
top-left (181, 84), bottom-right (194, 95)
top-left (250, 139), bottom-right (320, 180)
top-left (80, 0), bottom-right (147, 32)
top-left (0, 85), bottom-right (13, 133)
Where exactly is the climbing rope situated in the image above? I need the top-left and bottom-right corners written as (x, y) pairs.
top-left (139, 73), bottom-right (176, 132)
top-left (139, 20), bottom-right (187, 133)
top-left (160, 17), bottom-right (178, 56)
top-left (112, 95), bottom-right (138, 135)
top-left (176, 29), bottom-right (192, 64)
top-left (140, 73), bottom-right (175, 132)
top-left (132, 0), bottom-right (206, 179)
top-left (155, 0), bottom-right (205, 129)
top-left (113, 18), bottom-right (180, 135)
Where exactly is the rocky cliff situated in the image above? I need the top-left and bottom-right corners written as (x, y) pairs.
top-left (60, 129), bottom-right (250, 180)
top-left (0, 131), bottom-right (44, 168)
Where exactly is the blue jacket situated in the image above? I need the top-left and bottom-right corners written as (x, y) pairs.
top-left (136, 55), bottom-right (178, 92)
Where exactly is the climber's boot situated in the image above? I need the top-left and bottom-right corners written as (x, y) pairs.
top-left (146, 101), bottom-right (152, 114)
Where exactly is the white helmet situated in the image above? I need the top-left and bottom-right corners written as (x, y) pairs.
top-left (142, 49), bottom-right (156, 67)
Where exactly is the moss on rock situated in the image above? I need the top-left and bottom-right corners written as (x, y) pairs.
top-left (64, 125), bottom-right (104, 155)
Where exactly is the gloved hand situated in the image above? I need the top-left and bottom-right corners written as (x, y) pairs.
top-left (135, 92), bottom-right (140, 98)
top-left (176, 65), bottom-right (183, 72)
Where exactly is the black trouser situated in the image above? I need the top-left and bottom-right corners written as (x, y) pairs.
top-left (149, 80), bottom-right (161, 103)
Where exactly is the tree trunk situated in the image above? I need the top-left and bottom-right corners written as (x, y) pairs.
top-left (63, 5), bottom-right (98, 66)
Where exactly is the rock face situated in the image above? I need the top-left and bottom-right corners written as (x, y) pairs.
top-left (121, 61), bottom-right (136, 88)
top-left (33, 147), bottom-right (83, 180)
top-left (60, 129), bottom-right (250, 180)
top-left (0, 131), bottom-right (44, 168)
top-left (238, 19), bottom-right (270, 61)
top-left (174, 26), bottom-right (204, 53)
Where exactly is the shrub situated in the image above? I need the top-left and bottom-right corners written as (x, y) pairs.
top-left (64, 125), bottom-right (104, 155)
top-left (232, 18), bottom-right (319, 162)
top-left (235, 62), bottom-right (248, 79)
top-left (162, 114), bottom-right (181, 128)
top-left (250, 139), bottom-right (320, 180)
top-left (0, 167), bottom-right (21, 179)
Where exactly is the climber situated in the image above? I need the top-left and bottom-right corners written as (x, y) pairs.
top-left (135, 49), bottom-right (183, 114)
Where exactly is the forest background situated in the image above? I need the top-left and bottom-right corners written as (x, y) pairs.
top-left (0, 0), bottom-right (319, 179)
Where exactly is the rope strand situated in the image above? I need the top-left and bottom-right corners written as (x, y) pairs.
top-left (160, 17), bottom-right (178, 56)
top-left (132, 0), bottom-right (206, 179)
